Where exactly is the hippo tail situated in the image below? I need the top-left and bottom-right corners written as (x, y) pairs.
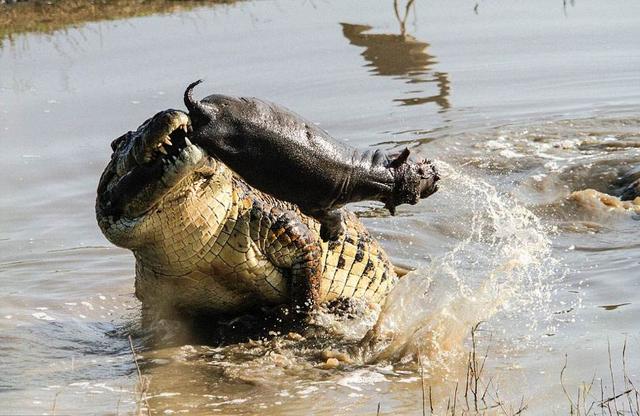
top-left (184, 79), bottom-right (208, 118)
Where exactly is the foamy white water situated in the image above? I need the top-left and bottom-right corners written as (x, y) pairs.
top-left (361, 161), bottom-right (561, 367)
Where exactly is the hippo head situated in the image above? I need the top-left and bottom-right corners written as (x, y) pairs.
top-left (96, 109), bottom-right (220, 248)
top-left (383, 148), bottom-right (440, 215)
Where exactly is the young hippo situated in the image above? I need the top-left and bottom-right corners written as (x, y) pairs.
top-left (184, 80), bottom-right (439, 240)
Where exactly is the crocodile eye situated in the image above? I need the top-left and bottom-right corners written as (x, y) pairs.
top-left (110, 133), bottom-right (129, 151)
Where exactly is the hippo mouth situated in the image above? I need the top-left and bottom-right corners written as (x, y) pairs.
top-left (98, 110), bottom-right (213, 219)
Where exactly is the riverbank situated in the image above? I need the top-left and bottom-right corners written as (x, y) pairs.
top-left (0, 0), bottom-right (237, 44)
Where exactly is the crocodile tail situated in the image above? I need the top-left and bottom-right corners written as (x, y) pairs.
top-left (184, 79), bottom-right (207, 117)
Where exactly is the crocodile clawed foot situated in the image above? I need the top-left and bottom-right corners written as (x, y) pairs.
top-left (348, 324), bottom-right (381, 362)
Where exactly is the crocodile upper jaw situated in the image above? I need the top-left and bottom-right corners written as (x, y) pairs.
top-left (97, 110), bottom-right (217, 221)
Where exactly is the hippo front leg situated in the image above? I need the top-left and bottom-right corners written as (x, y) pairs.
top-left (309, 209), bottom-right (346, 242)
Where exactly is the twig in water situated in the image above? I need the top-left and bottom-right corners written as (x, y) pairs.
top-left (452, 382), bottom-right (459, 415)
top-left (128, 334), bottom-right (151, 416)
top-left (418, 346), bottom-right (426, 416)
top-left (51, 390), bottom-right (62, 416)
top-left (601, 389), bottom-right (634, 406)
top-left (429, 385), bottom-right (433, 414)
top-left (116, 382), bottom-right (123, 416)
top-left (514, 396), bottom-right (528, 415)
top-left (608, 339), bottom-right (619, 416)
top-left (621, 338), bottom-right (640, 415)
top-left (560, 341), bottom-right (640, 416)
top-left (599, 378), bottom-right (605, 416)
top-left (561, 354), bottom-right (576, 414)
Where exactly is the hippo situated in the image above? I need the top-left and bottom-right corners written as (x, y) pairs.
top-left (183, 80), bottom-right (439, 240)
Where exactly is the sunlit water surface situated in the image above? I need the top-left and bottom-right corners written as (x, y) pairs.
top-left (1, 0), bottom-right (639, 414)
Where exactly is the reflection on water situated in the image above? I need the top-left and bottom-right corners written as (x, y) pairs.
top-left (341, 1), bottom-right (450, 109)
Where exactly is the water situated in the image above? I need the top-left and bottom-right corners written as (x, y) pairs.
top-left (1, 0), bottom-right (639, 414)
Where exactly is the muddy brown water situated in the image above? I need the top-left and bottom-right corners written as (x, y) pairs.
top-left (1, 0), bottom-right (639, 414)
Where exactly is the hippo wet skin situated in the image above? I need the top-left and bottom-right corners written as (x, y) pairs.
top-left (184, 80), bottom-right (439, 240)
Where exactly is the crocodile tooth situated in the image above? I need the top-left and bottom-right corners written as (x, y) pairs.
top-left (162, 136), bottom-right (173, 146)
top-left (184, 137), bottom-right (193, 146)
top-left (158, 145), bottom-right (168, 155)
top-left (182, 124), bottom-right (188, 133)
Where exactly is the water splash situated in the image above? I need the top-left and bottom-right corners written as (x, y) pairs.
top-left (359, 161), bottom-right (560, 368)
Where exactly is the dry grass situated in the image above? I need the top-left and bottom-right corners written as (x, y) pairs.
top-left (416, 323), bottom-right (528, 416)
top-left (560, 339), bottom-right (640, 416)
top-left (407, 325), bottom-right (639, 416)
top-left (0, 0), bottom-right (237, 44)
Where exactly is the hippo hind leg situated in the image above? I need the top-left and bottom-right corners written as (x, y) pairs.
top-left (309, 209), bottom-right (345, 242)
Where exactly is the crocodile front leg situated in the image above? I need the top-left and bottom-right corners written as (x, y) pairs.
top-left (250, 203), bottom-right (323, 312)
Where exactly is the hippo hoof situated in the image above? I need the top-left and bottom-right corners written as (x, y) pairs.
top-left (320, 222), bottom-right (345, 242)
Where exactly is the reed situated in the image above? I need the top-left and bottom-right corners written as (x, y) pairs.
top-left (561, 339), bottom-right (640, 416)
top-left (409, 326), bottom-right (638, 416)
top-left (423, 323), bottom-right (528, 415)
top-left (128, 334), bottom-right (151, 416)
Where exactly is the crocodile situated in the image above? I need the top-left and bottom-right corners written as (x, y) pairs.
top-left (96, 109), bottom-right (398, 320)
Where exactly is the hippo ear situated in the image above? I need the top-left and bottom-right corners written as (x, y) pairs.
top-left (388, 148), bottom-right (411, 169)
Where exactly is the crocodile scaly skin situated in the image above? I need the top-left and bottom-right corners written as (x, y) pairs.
top-left (96, 110), bottom-right (396, 318)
